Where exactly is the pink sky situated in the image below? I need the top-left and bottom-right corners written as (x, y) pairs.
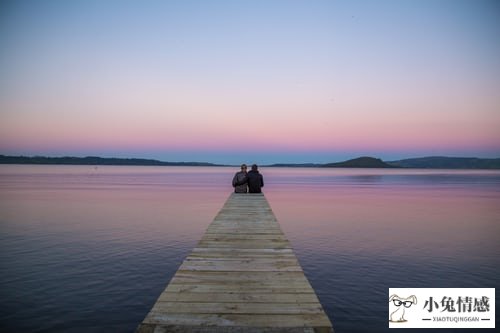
top-left (1, 1), bottom-right (499, 163)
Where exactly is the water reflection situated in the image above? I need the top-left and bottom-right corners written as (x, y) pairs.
top-left (265, 170), bottom-right (500, 333)
top-left (1, 165), bottom-right (499, 333)
top-left (345, 174), bottom-right (384, 183)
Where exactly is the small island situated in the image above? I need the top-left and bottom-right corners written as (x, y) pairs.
top-left (321, 157), bottom-right (397, 168)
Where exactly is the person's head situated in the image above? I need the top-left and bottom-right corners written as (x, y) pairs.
top-left (251, 164), bottom-right (258, 171)
top-left (240, 164), bottom-right (247, 172)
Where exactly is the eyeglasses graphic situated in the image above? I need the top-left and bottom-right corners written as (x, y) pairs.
top-left (393, 299), bottom-right (414, 308)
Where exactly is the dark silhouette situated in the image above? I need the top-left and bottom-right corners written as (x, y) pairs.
top-left (3, 154), bottom-right (499, 169)
top-left (232, 164), bottom-right (248, 193)
top-left (0, 155), bottom-right (220, 166)
top-left (387, 156), bottom-right (500, 169)
top-left (246, 164), bottom-right (264, 193)
top-left (321, 156), bottom-right (397, 168)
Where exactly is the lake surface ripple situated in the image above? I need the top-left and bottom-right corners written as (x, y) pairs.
top-left (1, 166), bottom-right (499, 332)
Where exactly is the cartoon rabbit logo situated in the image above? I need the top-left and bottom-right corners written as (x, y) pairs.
top-left (389, 294), bottom-right (417, 322)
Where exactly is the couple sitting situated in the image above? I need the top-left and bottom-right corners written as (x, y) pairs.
top-left (232, 164), bottom-right (264, 193)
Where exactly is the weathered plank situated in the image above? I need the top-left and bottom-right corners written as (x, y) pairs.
top-left (163, 285), bottom-right (316, 294)
top-left (150, 302), bottom-right (325, 315)
top-left (143, 313), bottom-right (333, 327)
top-left (136, 193), bottom-right (333, 333)
top-left (157, 292), bottom-right (320, 304)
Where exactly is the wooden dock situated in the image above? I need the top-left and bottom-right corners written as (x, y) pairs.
top-left (136, 193), bottom-right (333, 333)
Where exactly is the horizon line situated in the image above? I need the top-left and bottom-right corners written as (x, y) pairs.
top-left (1, 153), bottom-right (500, 166)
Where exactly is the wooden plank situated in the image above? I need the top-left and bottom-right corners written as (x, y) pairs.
top-left (197, 240), bottom-right (291, 245)
top-left (171, 271), bottom-right (309, 282)
top-left (190, 248), bottom-right (294, 254)
top-left (163, 285), bottom-right (315, 294)
top-left (188, 254), bottom-right (295, 260)
top-left (136, 193), bottom-right (333, 332)
top-left (142, 313), bottom-right (332, 327)
top-left (167, 279), bottom-right (312, 289)
top-left (187, 253), bottom-right (296, 259)
top-left (177, 265), bottom-right (302, 272)
top-left (157, 292), bottom-right (320, 304)
top-left (150, 302), bottom-right (326, 315)
top-left (169, 272), bottom-right (309, 284)
top-left (201, 235), bottom-right (289, 240)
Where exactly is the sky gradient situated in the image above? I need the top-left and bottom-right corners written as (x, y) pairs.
top-left (1, 0), bottom-right (499, 164)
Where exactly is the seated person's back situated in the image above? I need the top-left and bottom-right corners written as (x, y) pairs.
top-left (247, 164), bottom-right (264, 193)
top-left (232, 164), bottom-right (248, 193)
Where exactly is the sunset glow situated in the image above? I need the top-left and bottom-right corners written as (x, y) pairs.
top-left (1, 0), bottom-right (499, 164)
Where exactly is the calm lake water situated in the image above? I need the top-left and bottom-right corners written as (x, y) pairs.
top-left (1, 165), bottom-right (499, 333)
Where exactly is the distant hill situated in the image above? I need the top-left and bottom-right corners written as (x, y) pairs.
top-left (0, 155), bottom-right (221, 167)
top-left (387, 156), bottom-right (500, 169)
top-left (322, 156), bottom-right (397, 168)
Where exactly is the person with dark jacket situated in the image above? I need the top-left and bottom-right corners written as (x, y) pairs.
top-left (232, 164), bottom-right (248, 193)
top-left (246, 164), bottom-right (264, 193)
